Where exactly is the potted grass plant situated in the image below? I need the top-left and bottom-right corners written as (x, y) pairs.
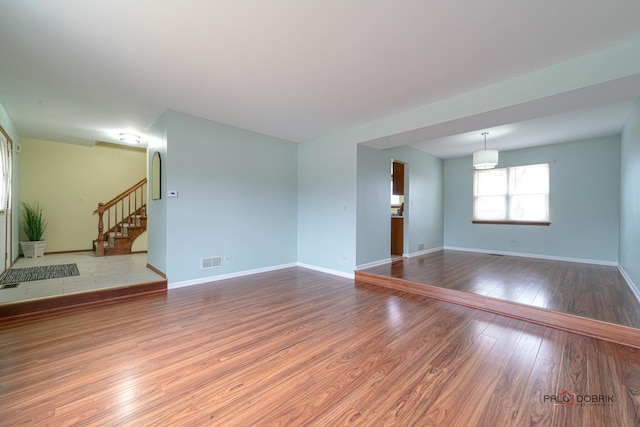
top-left (20, 201), bottom-right (47, 258)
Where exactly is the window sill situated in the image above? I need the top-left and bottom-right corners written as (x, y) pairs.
top-left (472, 220), bottom-right (551, 226)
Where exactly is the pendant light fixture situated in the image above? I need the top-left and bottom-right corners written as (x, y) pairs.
top-left (473, 132), bottom-right (498, 170)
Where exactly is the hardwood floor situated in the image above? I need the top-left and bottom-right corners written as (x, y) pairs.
top-left (1, 267), bottom-right (639, 426)
top-left (357, 250), bottom-right (640, 348)
top-left (360, 250), bottom-right (640, 327)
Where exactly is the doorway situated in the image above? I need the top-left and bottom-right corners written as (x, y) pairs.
top-left (391, 160), bottom-right (405, 257)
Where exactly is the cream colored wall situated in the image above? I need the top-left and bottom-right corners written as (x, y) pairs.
top-left (131, 231), bottom-right (147, 252)
top-left (20, 138), bottom-right (147, 253)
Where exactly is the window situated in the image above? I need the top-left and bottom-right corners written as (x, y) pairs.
top-left (473, 163), bottom-right (549, 225)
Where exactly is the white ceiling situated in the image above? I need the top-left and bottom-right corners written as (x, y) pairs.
top-left (410, 102), bottom-right (635, 158)
top-left (1, 0), bottom-right (640, 157)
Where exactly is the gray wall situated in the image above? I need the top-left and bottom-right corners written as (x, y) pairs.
top-left (356, 144), bottom-right (391, 266)
top-left (385, 145), bottom-right (444, 255)
top-left (147, 111), bottom-right (168, 275)
top-left (355, 144), bottom-right (444, 267)
top-left (298, 137), bottom-right (357, 275)
top-left (108, 105), bottom-right (640, 287)
top-left (444, 136), bottom-right (620, 263)
top-left (162, 111), bottom-right (298, 283)
top-left (620, 99), bottom-right (640, 293)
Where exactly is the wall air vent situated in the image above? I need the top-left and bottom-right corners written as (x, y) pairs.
top-left (201, 256), bottom-right (223, 269)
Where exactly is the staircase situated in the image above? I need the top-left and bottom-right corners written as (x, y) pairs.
top-left (93, 178), bottom-right (147, 256)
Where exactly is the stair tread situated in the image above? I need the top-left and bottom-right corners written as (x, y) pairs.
top-left (94, 199), bottom-right (147, 256)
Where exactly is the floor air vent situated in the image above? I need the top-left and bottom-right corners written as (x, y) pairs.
top-left (201, 256), bottom-right (223, 269)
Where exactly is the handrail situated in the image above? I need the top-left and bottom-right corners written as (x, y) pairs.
top-left (94, 178), bottom-right (147, 256)
top-left (94, 178), bottom-right (147, 213)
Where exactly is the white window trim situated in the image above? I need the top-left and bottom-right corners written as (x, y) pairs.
top-left (472, 163), bottom-right (550, 226)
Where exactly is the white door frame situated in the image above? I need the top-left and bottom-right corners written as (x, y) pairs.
top-left (0, 126), bottom-right (13, 272)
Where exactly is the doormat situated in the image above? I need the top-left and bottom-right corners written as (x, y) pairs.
top-left (0, 263), bottom-right (80, 285)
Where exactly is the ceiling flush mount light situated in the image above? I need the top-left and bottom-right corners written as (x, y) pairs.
top-left (473, 132), bottom-right (499, 170)
top-left (119, 133), bottom-right (141, 144)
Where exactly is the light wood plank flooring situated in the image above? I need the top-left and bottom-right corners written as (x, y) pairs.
top-left (2, 267), bottom-right (639, 426)
top-left (359, 250), bottom-right (640, 328)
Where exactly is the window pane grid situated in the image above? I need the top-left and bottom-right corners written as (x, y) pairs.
top-left (474, 169), bottom-right (507, 196)
top-left (474, 196), bottom-right (507, 220)
top-left (473, 163), bottom-right (549, 223)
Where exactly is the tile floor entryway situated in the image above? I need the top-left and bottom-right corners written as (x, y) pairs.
top-left (0, 252), bottom-right (164, 304)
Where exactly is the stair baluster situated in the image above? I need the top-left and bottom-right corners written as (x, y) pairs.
top-left (93, 178), bottom-right (148, 256)
top-left (96, 203), bottom-right (105, 256)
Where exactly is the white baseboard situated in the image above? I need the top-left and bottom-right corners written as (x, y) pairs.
top-left (444, 246), bottom-right (618, 267)
top-left (619, 265), bottom-right (640, 304)
top-left (355, 258), bottom-right (393, 270)
top-left (406, 246), bottom-right (444, 258)
top-left (168, 262), bottom-right (297, 289)
top-left (355, 247), bottom-right (445, 270)
top-left (297, 263), bottom-right (355, 280)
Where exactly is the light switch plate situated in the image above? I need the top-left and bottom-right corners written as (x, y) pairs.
top-left (168, 190), bottom-right (178, 198)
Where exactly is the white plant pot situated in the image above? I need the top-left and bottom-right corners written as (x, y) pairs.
top-left (20, 240), bottom-right (47, 258)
